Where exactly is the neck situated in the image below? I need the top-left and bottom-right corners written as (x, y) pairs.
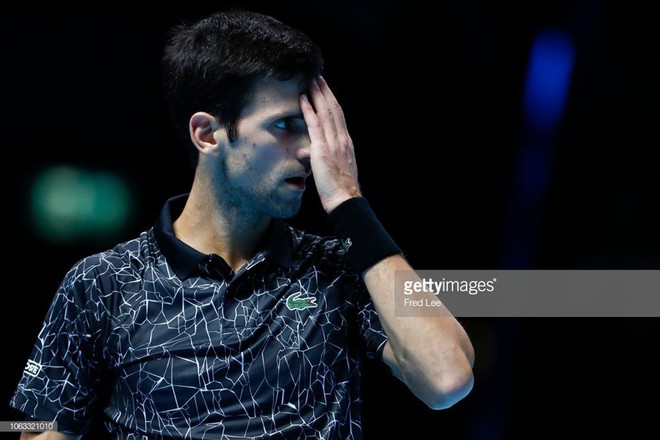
top-left (173, 184), bottom-right (271, 272)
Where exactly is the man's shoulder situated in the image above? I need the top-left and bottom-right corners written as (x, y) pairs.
top-left (284, 224), bottom-right (356, 269)
top-left (64, 230), bottom-right (154, 281)
top-left (286, 224), bottom-right (342, 251)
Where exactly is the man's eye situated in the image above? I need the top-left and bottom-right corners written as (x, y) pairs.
top-left (274, 117), bottom-right (306, 132)
top-left (274, 120), bottom-right (293, 130)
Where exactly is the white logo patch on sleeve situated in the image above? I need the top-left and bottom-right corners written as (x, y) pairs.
top-left (24, 360), bottom-right (42, 377)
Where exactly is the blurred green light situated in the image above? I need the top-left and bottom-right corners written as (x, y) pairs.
top-left (30, 165), bottom-right (132, 243)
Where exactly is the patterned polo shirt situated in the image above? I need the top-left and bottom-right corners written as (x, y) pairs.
top-left (10, 194), bottom-right (389, 439)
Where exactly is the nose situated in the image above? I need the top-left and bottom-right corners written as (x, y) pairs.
top-left (293, 136), bottom-right (311, 172)
top-left (294, 136), bottom-right (311, 161)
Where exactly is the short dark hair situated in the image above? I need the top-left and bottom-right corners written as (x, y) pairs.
top-left (162, 9), bottom-right (324, 166)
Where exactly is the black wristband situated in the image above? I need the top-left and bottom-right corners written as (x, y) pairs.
top-left (328, 197), bottom-right (401, 273)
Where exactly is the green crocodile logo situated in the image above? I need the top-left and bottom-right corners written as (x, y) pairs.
top-left (286, 291), bottom-right (318, 311)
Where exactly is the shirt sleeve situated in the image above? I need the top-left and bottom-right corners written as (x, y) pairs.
top-left (323, 235), bottom-right (389, 361)
top-left (9, 259), bottom-right (105, 436)
top-left (354, 277), bottom-right (389, 361)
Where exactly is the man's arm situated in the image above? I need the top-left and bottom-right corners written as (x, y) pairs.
top-left (363, 255), bottom-right (475, 409)
top-left (301, 76), bottom-right (475, 409)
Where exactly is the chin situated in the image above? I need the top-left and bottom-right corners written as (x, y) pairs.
top-left (273, 208), bottom-right (301, 220)
top-left (270, 200), bottom-right (303, 219)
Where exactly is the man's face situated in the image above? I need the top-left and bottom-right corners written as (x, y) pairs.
top-left (213, 77), bottom-right (311, 219)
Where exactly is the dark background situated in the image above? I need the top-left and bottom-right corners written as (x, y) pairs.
top-left (1, 1), bottom-right (658, 438)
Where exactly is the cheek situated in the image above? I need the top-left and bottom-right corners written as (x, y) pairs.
top-left (226, 145), bottom-right (283, 181)
top-left (250, 144), bottom-right (285, 170)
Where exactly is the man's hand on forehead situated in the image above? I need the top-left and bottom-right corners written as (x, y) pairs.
top-left (300, 76), bottom-right (362, 214)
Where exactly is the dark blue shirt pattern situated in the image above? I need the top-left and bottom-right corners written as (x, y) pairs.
top-left (11, 195), bottom-right (388, 439)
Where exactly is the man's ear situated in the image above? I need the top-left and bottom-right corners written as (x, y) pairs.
top-left (189, 112), bottom-right (223, 155)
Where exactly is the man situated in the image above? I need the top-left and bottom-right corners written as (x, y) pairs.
top-left (11, 9), bottom-right (474, 439)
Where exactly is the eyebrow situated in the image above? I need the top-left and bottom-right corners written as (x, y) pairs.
top-left (267, 111), bottom-right (304, 121)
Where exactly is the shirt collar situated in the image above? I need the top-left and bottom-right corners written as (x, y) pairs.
top-left (153, 193), bottom-right (294, 280)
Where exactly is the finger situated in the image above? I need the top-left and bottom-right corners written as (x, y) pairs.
top-left (309, 78), bottom-right (339, 150)
top-left (317, 76), bottom-right (349, 135)
top-left (316, 76), bottom-right (352, 151)
top-left (300, 94), bottom-right (327, 151)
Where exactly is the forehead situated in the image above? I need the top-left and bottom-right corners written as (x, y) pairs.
top-left (241, 77), bottom-right (307, 118)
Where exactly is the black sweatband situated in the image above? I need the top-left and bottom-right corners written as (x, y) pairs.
top-left (328, 197), bottom-right (402, 273)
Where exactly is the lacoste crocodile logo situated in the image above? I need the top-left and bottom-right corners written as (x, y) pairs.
top-left (286, 291), bottom-right (318, 311)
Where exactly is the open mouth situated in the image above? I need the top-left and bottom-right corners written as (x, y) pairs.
top-left (285, 176), bottom-right (306, 190)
